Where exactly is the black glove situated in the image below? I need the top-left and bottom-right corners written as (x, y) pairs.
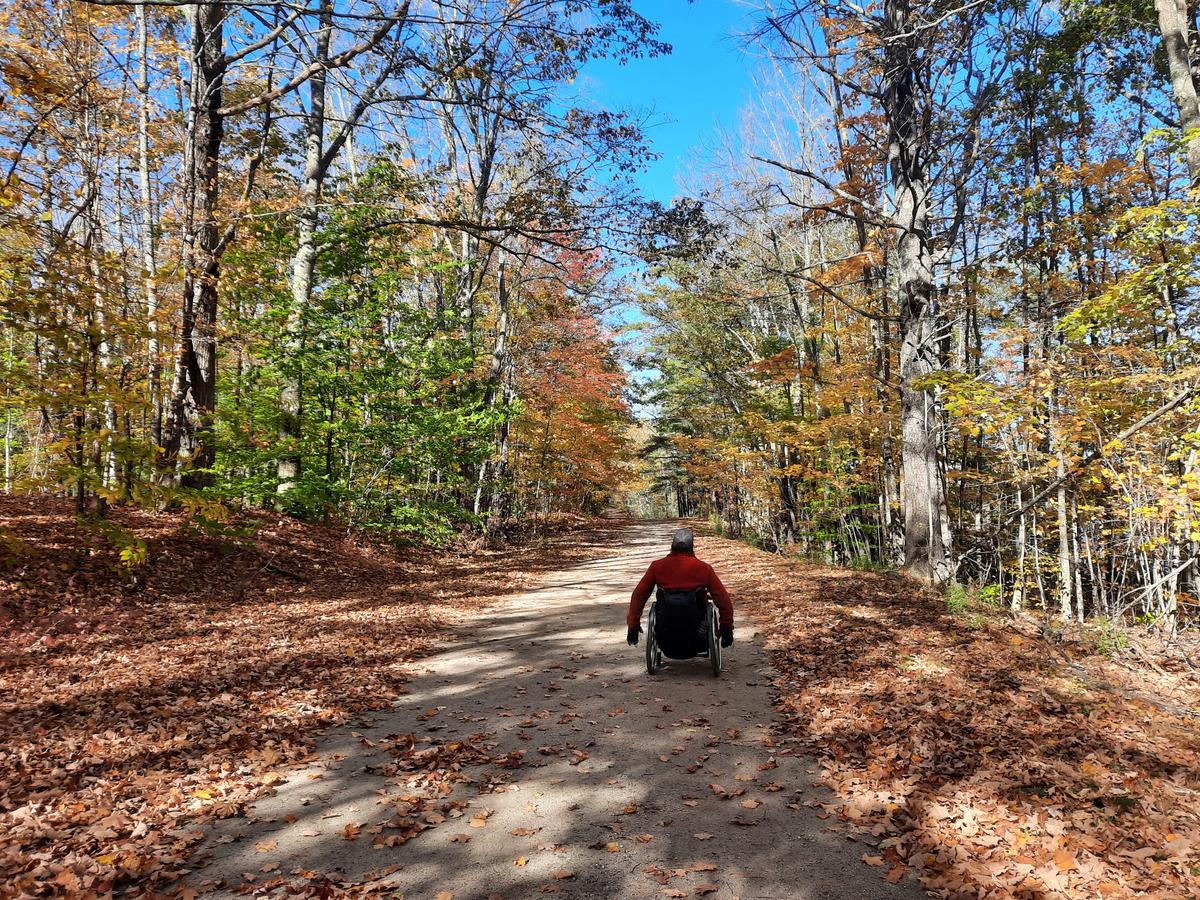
top-left (627, 625), bottom-right (642, 646)
top-left (720, 627), bottom-right (734, 648)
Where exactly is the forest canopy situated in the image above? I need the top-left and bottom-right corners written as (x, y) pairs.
top-left (0, 0), bottom-right (659, 543)
top-left (1, 0), bottom-right (1198, 630)
top-left (633, 0), bottom-right (1200, 632)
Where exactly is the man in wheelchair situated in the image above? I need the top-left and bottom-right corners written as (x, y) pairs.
top-left (626, 528), bottom-right (734, 660)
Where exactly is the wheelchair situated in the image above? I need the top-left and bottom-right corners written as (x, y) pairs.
top-left (645, 587), bottom-right (723, 677)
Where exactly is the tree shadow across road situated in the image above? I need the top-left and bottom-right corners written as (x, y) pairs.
top-left (0, 497), bottom-right (629, 897)
top-left (190, 522), bottom-right (927, 900)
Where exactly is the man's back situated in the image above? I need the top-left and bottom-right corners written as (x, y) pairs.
top-left (626, 529), bottom-right (733, 647)
top-left (639, 552), bottom-right (722, 593)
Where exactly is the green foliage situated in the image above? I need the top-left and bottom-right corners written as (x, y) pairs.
top-left (1091, 617), bottom-right (1129, 657)
top-left (976, 583), bottom-right (1004, 607)
top-left (90, 519), bottom-right (148, 572)
top-left (946, 581), bottom-right (1004, 618)
top-left (211, 176), bottom-right (502, 536)
top-left (964, 612), bottom-right (988, 630)
top-left (945, 581), bottom-right (969, 615)
top-left (849, 556), bottom-right (893, 573)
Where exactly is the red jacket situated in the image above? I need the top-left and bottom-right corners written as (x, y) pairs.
top-left (628, 552), bottom-right (733, 630)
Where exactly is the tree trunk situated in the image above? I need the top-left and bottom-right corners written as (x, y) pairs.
top-left (476, 254), bottom-right (512, 534)
top-left (278, 0), bottom-right (333, 496)
top-left (165, 2), bottom-right (226, 488)
top-left (136, 5), bottom-right (163, 455)
top-left (1056, 447), bottom-right (1072, 621)
top-left (884, 0), bottom-right (954, 583)
top-left (1156, 0), bottom-right (1200, 182)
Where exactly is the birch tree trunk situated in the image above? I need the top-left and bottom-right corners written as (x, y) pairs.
top-left (136, 5), bottom-right (163, 455)
top-left (476, 253), bottom-right (512, 532)
top-left (278, 0), bottom-right (333, 496)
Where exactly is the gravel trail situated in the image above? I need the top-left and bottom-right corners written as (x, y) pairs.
top-left (196, 522), bottom-right (928, 900)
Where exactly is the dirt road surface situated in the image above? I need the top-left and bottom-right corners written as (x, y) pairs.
top-left (195, 523), bottom-right (927, 899)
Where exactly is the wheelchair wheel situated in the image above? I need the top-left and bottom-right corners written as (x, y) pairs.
top-left (707, 601), bottom-right (722, 677)
top-left (646, 603), bottom-right (663, 675)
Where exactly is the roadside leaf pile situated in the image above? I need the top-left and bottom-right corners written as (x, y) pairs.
top-left (702, 535), bottom-right (1200, 899)
top-left (0, 498), bottom-right (617, 897)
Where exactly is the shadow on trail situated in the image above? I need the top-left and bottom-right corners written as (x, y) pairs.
top-left (193, 523), bottom-right (926, 900)
top-left (0, 500), bottom-right (638, 897)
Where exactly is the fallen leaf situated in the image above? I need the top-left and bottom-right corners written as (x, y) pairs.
top-left (254, 840), bottom-right (277, 853)
top-left (449, 833), bottom-right (470, 843)
top-left (696, 884), bottom-right (719, 895)
top-left (1054, 850), bottom-right (1078, 872)
top-left (693, 832), bottom-right (714, 840)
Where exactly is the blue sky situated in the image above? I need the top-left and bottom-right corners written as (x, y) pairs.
top-left (578, 0), bottom-right (759, 203)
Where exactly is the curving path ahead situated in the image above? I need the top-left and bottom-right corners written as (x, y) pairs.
top-left (196, 522), bottom-right (927, 899)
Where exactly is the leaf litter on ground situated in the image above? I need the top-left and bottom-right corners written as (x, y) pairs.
top-left (0, 497), bottom-right (622, 897)
top-left (699, 532), bottom-right (1200, 899)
